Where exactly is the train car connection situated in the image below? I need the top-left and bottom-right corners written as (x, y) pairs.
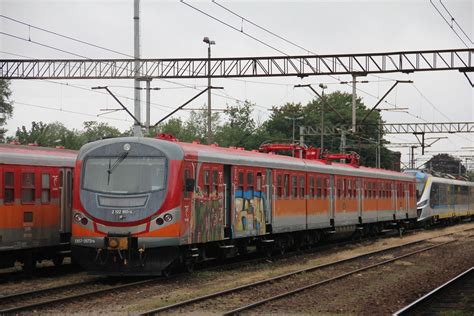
top-left (0, 144), bottom-right (77, 271)
top-left (406, 170), bottom-right (474, 222)
top-left (71, 135), bottom-right (417, 276)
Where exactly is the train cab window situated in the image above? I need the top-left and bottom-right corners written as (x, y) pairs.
top-left (247, 172), bottom-right (254, 195)
top-left (277, 174), bottom-right (282, 198)
top-left (204, 170), bottom-right (210, 196)
top-left (4, 171), bottom-right (14, 203)
top-left (41, 173), bottom-right (51, 204)
top-left (292, 175), bottom-right (297, 198)
top-left (299, 176), bottom-right (305, 198)
top-left (284, 174), bottom-right (289, 198)
top-left (21, 172), bottom-right (35, 204)
top-left (309, 176), bottom-right (315, 198)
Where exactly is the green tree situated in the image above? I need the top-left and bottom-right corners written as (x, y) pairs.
top-left (426, 153), bottom-right (465, 175)
top-left (215, 101), bottom-right (265, 149)
top-left (0, 80), bottom-right (13, 141)
top-left (81, 121), bottom-right (122, 143)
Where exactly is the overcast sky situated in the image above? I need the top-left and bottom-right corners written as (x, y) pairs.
top-left (1, 0), bottom-right (473, 167)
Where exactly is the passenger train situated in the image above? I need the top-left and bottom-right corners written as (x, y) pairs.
top-left (407, 170), bottom-right (474, 222)
top-left (71, 135), bottom-right (418, 276)
top-left (0, 144), bottom-right (76, 271)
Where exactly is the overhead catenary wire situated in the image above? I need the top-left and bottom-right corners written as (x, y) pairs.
top-left (14, 101), bottom-right (132, 123)
top-left (438, 0), bottom-right (473, 44)
top-left (430, 0), bottom-right (471, 48)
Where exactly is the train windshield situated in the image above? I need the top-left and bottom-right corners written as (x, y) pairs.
top-left (83, 156), bottom-right (166, 194)
top-left (415, 172), bottom-right (427, 200)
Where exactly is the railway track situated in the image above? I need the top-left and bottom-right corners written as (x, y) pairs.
top-left (2, 226), bottom-right (471, 314)
top-left (394, 266), bottom-right (474, 315)
top-left (0, 277), bottom-right (158, 314)
top-left (138, 229), bottom-right (471, 315)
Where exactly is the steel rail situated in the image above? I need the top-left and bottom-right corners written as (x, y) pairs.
top-left (0, 277), bottom-right (158, 314)
top-left (138, 228), bottom-right (472, 315)
top-left (0, 278), bottom-right (101, 303)
top-left (393, 266), bottom-right (474, 315)
top-left (222, 241), bottom-right (454, 315)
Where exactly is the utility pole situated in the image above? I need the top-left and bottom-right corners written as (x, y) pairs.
top-left (284, 115), bottom-right (304, 145)
top-left (376, 116), bottom-right (381, 168)
top-left (136, 80), bottom-right (160, 135)
top-left (203, 37), bottom-right (216, 144)
top-left (352, 74), bottom-right (357, 133)
top-left (340, 129), bottom-right (346, 154)
top-left (133, 0), bottom-right (142, 137)
top-left (320, 84), bottom-right (327, 155)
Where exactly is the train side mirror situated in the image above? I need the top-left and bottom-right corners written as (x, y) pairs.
top-left (185, 178), bottom-right (195, 192)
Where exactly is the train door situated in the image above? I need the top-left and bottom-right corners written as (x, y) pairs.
top-left (357, 178), bottom-right (363, 223)
top-left (265, 169), bottom-right (273, 228)
top-left (405, 183), bottom-right (410, 217)
top-left (59, 168), bottom-right (73, 239)
top-left (224, 165), bottom-right (232, 238)
top-left (182, 161), bottom-right (195, 242)
top-left (329, 175), bottom-right (335, 227)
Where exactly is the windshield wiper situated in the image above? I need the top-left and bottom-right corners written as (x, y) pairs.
top-left (106, 151), bottom-right (129, 183)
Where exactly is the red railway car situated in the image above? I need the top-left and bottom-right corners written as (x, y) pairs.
top-left (71, 136), bottom-right (417, 275)
top-left (0, 144), bottom-right (76, 271)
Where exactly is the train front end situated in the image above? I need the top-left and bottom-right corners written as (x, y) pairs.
top-left (71, 137), bottom-right (184, 275)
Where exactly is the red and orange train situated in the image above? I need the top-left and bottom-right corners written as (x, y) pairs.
top-left (71, 135), bottom-right (417, 275)
top-left (0, 144), bottom-right (76, 271)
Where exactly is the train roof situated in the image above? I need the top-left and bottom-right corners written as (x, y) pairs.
top-left (178, 141), bottom-right (413, 181)
top-left (426, 174), bottom-right (474, 187)
top-left (0, 144), bottom-right (77, 167)
top-left (79, 137), bottom-right (412, 181)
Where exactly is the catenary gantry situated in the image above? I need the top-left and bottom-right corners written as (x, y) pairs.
top-left (1, 48), bottom-right (473, 79)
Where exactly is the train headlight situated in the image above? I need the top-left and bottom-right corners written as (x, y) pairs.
top-left (163, 213), bottom-right (173, 222)
top-left (81, 217), bottom-right (89, 225)
top-left (108, 238), bottom-right (119, 249)
top-left (418, 200), bottom-right (428, 208)
top-left (74, 213), bottom-right (83, 223)
top-left (156, 217), bottom-right (164, 225)
top-left (123, 143), bottom-right (131, 152)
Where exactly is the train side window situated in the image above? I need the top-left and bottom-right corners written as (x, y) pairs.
top-left (346, 179), bottom-right (352, 199)
top-left (299, 176), bottom-right (305, 198)
top-left (284, 174), bottom-right (289, 198)
top-left (41, 173), bottom-right (51, 204)
top-left (21, 172), bottom-right (35, 204)
top-left (204, 170), bottom-right (210, 196)
top-left (323, 177), bottom-right (328, 198)
top-left (213, 170), bottom-right (219, 195)
top-left (247, 172), bottom-right (254, 196)
top-left (4, 171), bottom-right (14, 203)
top-left (337, 179), bottom-right (342, 198)
top-left (309, 176), bottom-right (315, 198)
top-left (316, 176), bottom-right (322, 198)
top-left (184, 169), bottom-right (191, 198)
top-left (277, 174), bottom-right (282, 198)
top-left (238, 171), bottom-right (244, 196)
top-left (256, 173), bottom-right (262, 192)
top-left (292, 175), bottom-right (297, 198)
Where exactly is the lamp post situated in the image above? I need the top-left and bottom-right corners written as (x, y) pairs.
top-left (284, 115), bottom-right (304, 145)
top-left (203, 36), bottom-right (216, 144)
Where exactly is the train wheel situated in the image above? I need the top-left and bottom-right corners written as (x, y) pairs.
top-left (161, 265), bottom-right (172, 277)
top-left (52, 255), bottom-right (64, 266)
top-left (184, 260), bottom-right (195, 273)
